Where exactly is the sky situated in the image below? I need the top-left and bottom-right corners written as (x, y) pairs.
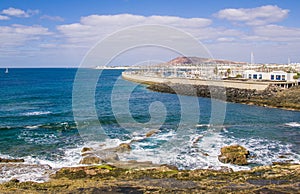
top-left (1, 0), bottom-right (300, 67)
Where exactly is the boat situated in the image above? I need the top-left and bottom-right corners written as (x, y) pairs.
top-left (5, 68), bottom-right (8, 74)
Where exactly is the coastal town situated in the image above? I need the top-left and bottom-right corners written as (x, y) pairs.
top-left (122, 56), bottom-right (300, 89)
top-left (122, 56), bottom-right (300, 110)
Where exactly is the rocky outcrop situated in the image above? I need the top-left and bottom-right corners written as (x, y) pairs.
top-left (115, 143), bottom-right (131, 153)
top-left (218, 145), bottom-right (250, 165)
top-left (2, 163), bottom-right (299, 193)
top-left (145, 129), bottom-right (159, 137)
top-left (0, 158), bottom-right (24, 163)
top-left (147, 83), bottom-right (300, 111)
top-left (80, 143), bottom-right (132, 165)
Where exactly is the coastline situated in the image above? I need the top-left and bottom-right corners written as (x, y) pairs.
top-left (0, 162), bottom-right (299, 193)
top-left (122, 73), bottom-right (300, 111)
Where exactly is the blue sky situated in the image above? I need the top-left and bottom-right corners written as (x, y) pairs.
top-left (1, 0), bottom-right (300, 67)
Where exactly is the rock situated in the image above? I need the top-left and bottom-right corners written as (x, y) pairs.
top-left (218, 145), bottom-right (249, 165)
top-left (0, 158), bottom-right (24, 163)
top-left (80, 155), bottom-right (103, 165)
top-left (102, 153), bottom-right (120, 163)
top-left (145, 129), bottom-right (159, 137)
top-left (9, 178), bottom-right (20, 183)
top-left (81, 147), bottom-right (93, 153)
top-left (218, 166), bottom-right (234, 173)
top-left (115, 143), bottom-right (131, 153)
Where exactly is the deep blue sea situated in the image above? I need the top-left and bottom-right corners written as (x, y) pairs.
top-left (0, 68), bottom-right (299, 182)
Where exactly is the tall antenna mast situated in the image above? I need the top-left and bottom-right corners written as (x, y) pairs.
top-left (251, 52), bottom-right (254, 65)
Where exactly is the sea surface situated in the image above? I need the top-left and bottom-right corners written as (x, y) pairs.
top-left (0, 68), bottom-right (299, 182)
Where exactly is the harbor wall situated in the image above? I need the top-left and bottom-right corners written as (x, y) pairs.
top-left (122, 73), bottom-right (270, 91)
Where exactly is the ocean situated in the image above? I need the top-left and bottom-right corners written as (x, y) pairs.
top-left (0, 68), bottom-right (299, 182)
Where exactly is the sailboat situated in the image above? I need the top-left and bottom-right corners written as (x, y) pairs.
top-left (5, 68), bottom-right (8, 74)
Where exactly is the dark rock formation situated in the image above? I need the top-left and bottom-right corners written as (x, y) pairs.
top-left (147, 83), bottom-right (300, 111)
top-left (218, 145), bottom-right (250, 165)
top-left (0, 158), bottom-right (24, 163)
top-left (2, 163), bottom-right (298, 193)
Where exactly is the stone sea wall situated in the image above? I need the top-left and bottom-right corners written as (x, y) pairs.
top-left (122, 73), bottom-right (300, 111)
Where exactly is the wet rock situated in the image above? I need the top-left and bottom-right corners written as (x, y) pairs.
top-left (0, 158), bottom-right (24, 163)
top-left (80, 155), bottom-right (103, 165)
top-left (115, 143), bottom-right (131, 153)
top-left (81, 147), bottom-right (93, 153)
top-left (145, 129), bottom-right (159, 137)
top-left (218, 145), bottom-right (250, 165)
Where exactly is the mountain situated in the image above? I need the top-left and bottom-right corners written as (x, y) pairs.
top-left (165, 56), bottom-right (247, 66)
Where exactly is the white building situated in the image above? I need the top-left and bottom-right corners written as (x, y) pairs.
top-left (243, 70), bottom-right (296, 82)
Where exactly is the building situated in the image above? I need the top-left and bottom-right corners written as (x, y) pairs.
top-left (243, 70), bottom-right (297, 82)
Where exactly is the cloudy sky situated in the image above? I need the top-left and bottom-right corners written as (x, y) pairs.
top-left (1, 0), bottom-right (300, 67)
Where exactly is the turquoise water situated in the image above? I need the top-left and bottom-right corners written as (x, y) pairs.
top-left (0, 68), bottom-right (299, 181)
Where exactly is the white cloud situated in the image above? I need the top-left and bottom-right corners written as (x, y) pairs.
top-left (1, 7), bottom-right (39, 18)
top-left (215, 5), bottom-right (289, 26)
top-left (57, 14), bottom-right (212, 45)
top-left (252, 25), bottom-right (300, 41)
top-left (0, 25), bottom-right (51, 48)
top-left (0, 15), bottom-right (10, 20)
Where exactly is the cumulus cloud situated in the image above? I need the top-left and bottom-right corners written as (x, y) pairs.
top-left (57, 14), bottom-right (213, 45)
top-left (215, 5), bottom-right (289, 26)
top-left (0, 15), bottom-right (10, 20)
top-left (1, 7), bottom-right (39, 18)
top-left (0, 24), bottom-right (51, 48)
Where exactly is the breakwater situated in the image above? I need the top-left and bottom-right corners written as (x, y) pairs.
top-left (122, 73), bottom-right (270, 91)
top-left (122, 72), bottom-right (300, 111)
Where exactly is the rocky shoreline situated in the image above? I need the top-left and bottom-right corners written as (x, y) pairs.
top-left (0, 162), bottom-right (299, 193)
top-left (0, 143), bottom-right (299, 193)
top-left (147, 83), bottom-right (300, 111)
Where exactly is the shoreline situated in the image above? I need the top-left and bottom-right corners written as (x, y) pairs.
top-left (0, 162), bottom-right (299, 193)
top-left (122, 73), bottom-right (300, 111)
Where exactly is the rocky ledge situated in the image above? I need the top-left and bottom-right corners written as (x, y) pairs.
top-left (0, 163), bottom-right (299, 193)
top-left (147, 84), bottom-right (300, 111)
top-left (0, 144), bottom-right (299, 193)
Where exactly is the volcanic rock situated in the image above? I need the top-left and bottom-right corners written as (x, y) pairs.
top-left (218, 145), bottom-right (250, 165)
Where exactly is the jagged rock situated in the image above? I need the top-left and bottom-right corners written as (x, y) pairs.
top-left (145, 129), bottom-right (159, 137)
top-left (115, 143), bottom-right (131, 152)
top-left (0, 158), bottom-right (24, 163)
top-left (80, 155), bottom-right (103, 165)
top-left (218, 145), bottom-right (250, 165)
top-left (81, 147), bottom-right (93, 153)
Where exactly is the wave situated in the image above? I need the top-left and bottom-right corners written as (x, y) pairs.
top-left (285, 122), bottom-right (300, 127)
top-left (21, 111), bottom-right (52, 116)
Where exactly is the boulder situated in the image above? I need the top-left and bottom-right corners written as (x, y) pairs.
top-left (145, 129), bottom-right (159, 137)
top-left (218, 145), bottom-right (249, 165)
top-left (81, 147), bottom-right (93, 153)
top-left (115, 143), bottom-right (131, 153)
top-left (80, 155), bottom-right (103, 165)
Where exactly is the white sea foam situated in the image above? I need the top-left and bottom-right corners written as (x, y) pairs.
top-left (25, 125), bottom-right (41, 129)
top-left (22, 111), bottom-right (51, 116)
top-left (0, 163), bottom-right (54, 183)
top-left (285, 122), bottom-right (300, 127)
top-left (117, 127), bottom-right (300, 171)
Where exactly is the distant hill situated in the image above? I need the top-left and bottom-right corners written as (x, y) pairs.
top-left (164, 56), bottom-right (247, 65)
